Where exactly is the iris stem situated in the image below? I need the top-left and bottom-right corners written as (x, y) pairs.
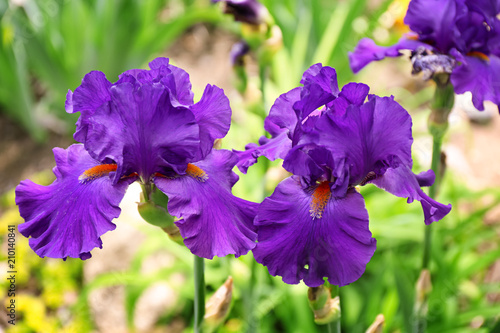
top-left (327, 320), bottom-right (341, 333)
top-left (194, 255), bottom-right (205, 333)
top-left (328, 285), bottom-right (341, 333)
top-left (421, 77), bottom-right (454, 270)
top-left (140, 183), bottom-right (152, 202)
top-left (422, 137), bottom-right (442, 269)
top-left (246, 256), bottom-right (258, 333)
top-left (415, 76), bottom-right (454, 333)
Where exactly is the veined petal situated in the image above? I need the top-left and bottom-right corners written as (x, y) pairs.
top-left (451, 54), bottom-right (500, 110)
top-left (370, 165), bottom-right (451, 225)
top-left (155, 149), bottom-right (257, 259)
top-left (190, 85), bottom-right (232, 160)
top-left (15, 144), bottom-right (132, 260)
top-left (253, 177), bottom-right (376, 287)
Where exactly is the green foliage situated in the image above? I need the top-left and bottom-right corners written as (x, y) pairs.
top-left (0, 0), bottom-right (223, 140)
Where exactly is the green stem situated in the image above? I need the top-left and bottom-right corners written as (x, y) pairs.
top-left (327, 318), bottom-right (341, 333)
top-left (246, 256), bottom-right (258, 333)
top-left (140, 183), bottom-right (152, 202)
top-left (421, 76), bottom-right (454, 270)
top-left (415, 76), bottom-right (454, 333)
top-left (422, 137), bottom-right (442, 270)
top-left (329, 285), bottom-right (341, 333)
top-left (194, 255), bottom-right (205, 333)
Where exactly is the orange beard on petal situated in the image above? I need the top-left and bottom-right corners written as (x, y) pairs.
top-left (186, 163), bottom-right (209, 182)
top-left (309, 181), bottom-right (331, 220)
top-left (78, 164), bottom-right (118, 182)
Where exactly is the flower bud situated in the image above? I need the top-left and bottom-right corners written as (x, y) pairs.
top-left (230, 40), bottom-right (251, 67)
top-left (214, 0), bottom-right (272, 26)
top-left (204, 276), bottom-right (234, 331)
top-left (415, 269), bottom-right (432, 308)
top-left (410, 47), bottom-right (455, 81)
top-left (307, 285), bottom-right (340, 325)
top-left (137, 200), bottom-right (174, 228)
top-left (138, 188), bottom-right (183, 244)
top-left (307, 286), bottom-right (330, 311)
top-left (428, 77), bottom-right (454, 140)
top-left (138, 189), bottom-right (173, 227)
top-left (366, 314), bottom-right (384, 333)
top-left (256, 25), bottom-right (283, 66)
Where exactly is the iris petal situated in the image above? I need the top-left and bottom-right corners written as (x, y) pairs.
top-left (451, 54), bottom-right (500, 110)
top-left (253, 177), bottom-right (376, 287)
top-left (73, 79), bottom-right (200, 180)
top-left (234, 132), bottom-right (291, 173)
top-left (349, 37), bottom-right (431, 74)
top-left (310, 93), bottom-right (413, 185)
top-left (155, 149), bottom-right (257, 259)
top-left (190, 85), bottom-right (232, 160)
top-left (370, 165), bottom-right (452, 225)
top-left (15, 144), bottom-right (132, 260)
top-left (293, 64), bottom-right (339, 120)
top-left (234, 88), bottom-right (300, 173)
top-left (65, 71), bottom-right (111, 114)
top-left (404, 0), bottom-right (463, 52)
top-left (149, 58), bottom-right (195, 105)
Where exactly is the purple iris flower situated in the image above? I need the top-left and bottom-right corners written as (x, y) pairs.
top-left (16, 58), bottom-right (257, 260)
top-left (236, 64), bottom-right (451, 287)
top-left (212, 0), bottom-right (268, 25)
top-left (230, 40), bottom-right (251, 66)
top-left (349, 0), bottom-right (500, 111)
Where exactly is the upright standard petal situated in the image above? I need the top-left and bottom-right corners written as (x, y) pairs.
top-left (293, 64), bottom-right (339, 120)
top-left (73, 80), bottom-right (200, 180)
top-left (190, 85), bottom-right (232, 160)
top-left (15, 144), bottom-right (132, 260)
top-left (310, 93), bottom-right (413, 185)
top-left (149, 57), bottom-right (195, 106)
top-left (301, 88), bottom-right (452, 224)
top-left (155, 149), bottom-right (257, 259)
top-left (465, 0), bottom-right (500, 25)
top-left (253, 177), bottom-right (376, 287)
top-left (65, 71), bottom-right (112, 114)
top-left (404, 0), bottom-right (463, 52)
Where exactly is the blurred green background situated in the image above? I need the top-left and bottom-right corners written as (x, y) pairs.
top-left (0, 0), bottom-right (499, 332)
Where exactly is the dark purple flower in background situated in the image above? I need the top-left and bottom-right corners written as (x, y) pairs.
top-left (16, 58), bottom-right (257, 260)
top-left (230, 40), bottom-right (251, 66)
top-left (212, 0), bottom-right (269, 25)
top-left (236, 64), bottom-right (451, 287)
top-left (349, 0), bottom-right (500, 111)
